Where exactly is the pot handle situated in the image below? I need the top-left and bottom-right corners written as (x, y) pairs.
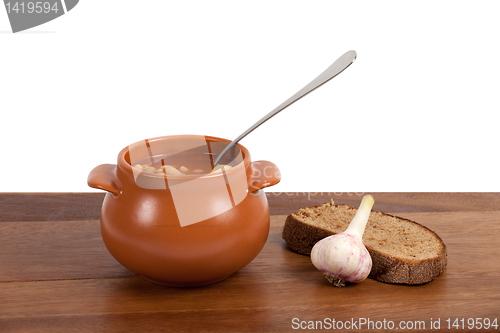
top-left (87, 164), bottom-right (121, 196)
top-left (248, 160), bottom-right (281, 192)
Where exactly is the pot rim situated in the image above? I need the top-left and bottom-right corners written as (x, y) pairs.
top-left (117, 134), bottom-right (251, 180)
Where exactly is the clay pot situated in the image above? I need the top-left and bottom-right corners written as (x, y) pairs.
top-left (88, 135), bottom-right (280, 287)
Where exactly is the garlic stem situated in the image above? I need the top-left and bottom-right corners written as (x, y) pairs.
top-left (344, 194), bottom-right (374, 239)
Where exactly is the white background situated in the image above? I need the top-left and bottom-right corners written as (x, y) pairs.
top-left (1, 1), bottom-right (499, 192)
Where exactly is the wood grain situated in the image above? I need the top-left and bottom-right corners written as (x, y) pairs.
top-left (2, 192), bottom-right (500, 222)
top-left (0, 193), bottom-right (105, 222)
top-left (1, 194), bottom-right (499, 333)
top-left (265, 192), bottom-right (500, 215)
top-left (0, 220), bottom-right (135, 282)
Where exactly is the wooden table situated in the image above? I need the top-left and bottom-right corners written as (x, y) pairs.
top-left (1, 193), bottom-right (499, 332)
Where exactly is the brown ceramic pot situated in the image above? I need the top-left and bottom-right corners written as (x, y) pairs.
top-left (88, 135), bottom-right (280, 287)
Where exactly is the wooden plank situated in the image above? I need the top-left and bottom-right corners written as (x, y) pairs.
top-left (265, 192), bottom-right (500, 215)
top-left (3, 210), bottom-right (498, 282)
top-left (0, 193), bottom-right (105, 222)
top-left (2, 192), bottom-right (500, 222)
top-left (1, 212), bottom-right (499, 281)
top-left (0, 277), bottom-right (497, 333)
top-left (0, 220), bottom-right (135, 281)
top-left (0, 211), bottom-right (499, 332)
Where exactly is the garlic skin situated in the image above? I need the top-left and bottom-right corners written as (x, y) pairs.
top-left (311, 233), bottom-right (372, 287)
top-left (311, 195), bottom-right (374, 287)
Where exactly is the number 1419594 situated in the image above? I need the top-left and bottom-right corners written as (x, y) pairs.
top-left (5, 2), bottom-right (59, 14)
top-left (446, 318), bottom-right (498, 330)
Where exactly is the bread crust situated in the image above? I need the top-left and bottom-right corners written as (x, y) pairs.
top-left (282, 204), bottom-right (447, 285)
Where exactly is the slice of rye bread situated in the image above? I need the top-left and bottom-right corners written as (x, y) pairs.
top-left (282, 201), bottom-right (447, 285)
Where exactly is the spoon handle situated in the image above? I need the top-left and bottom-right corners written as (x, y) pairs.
top-left (213, 50), bottom-right (357, 166)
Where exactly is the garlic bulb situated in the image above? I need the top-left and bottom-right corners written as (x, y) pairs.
top-left (311, 195), bottom-right (374, 287)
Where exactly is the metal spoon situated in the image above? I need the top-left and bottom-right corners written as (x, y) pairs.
top-left (213, 50), bottom-right (357, 166)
